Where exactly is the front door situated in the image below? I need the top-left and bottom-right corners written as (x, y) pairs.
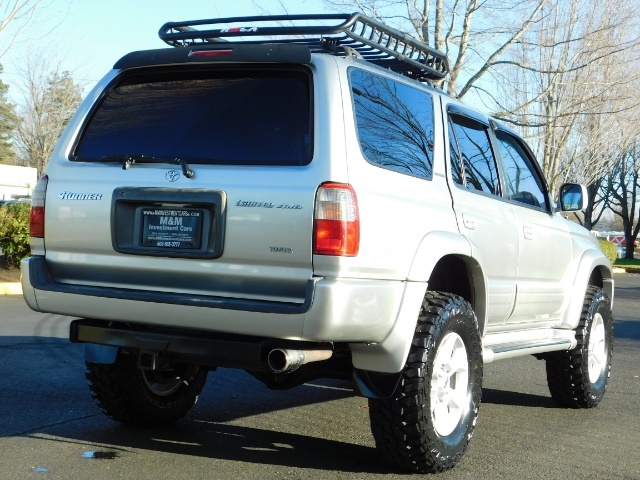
top-left (493, 129), bottom-right (572, 323)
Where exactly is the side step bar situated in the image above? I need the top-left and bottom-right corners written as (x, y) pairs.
top-left (482, 329), bottom-right (577, 364)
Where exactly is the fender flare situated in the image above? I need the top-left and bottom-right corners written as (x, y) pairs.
top-left (406, 231), bottom-right (473, 281)
top-left (560, 248), bottom-right (614, 329)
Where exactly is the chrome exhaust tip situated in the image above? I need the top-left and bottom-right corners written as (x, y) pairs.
top-left (267, 348), bottom-right (333, 373)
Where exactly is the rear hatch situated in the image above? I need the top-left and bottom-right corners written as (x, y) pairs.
top-left (43, 59), bottom-right (317, 305)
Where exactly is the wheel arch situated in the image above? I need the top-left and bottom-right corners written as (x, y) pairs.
top-left (406, 230), bottom-right (488, 336)
top-left (427, 254), bottom-right (487, 337)
top-left (407, 232), bottom-right (487, 316)
top-left (560, 248), bottom-right (614, 329)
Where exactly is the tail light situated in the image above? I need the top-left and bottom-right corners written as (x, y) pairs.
top-left (313, 183), bottom-right (359, 256)
top-left (29, 175), bottom-right (48, 238)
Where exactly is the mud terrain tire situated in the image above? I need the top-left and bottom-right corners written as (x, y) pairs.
top-left (86, 350), bottom-right (207, 427)
top-left (368, 292), bottom-right (483, 473)
top-left (545, 286), bottom-right (613, 408)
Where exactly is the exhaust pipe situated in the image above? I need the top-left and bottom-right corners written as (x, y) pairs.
top-left (267, 348), bottom-right (333, 373)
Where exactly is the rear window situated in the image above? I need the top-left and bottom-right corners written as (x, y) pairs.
top-left (74, 67), bottom-right (312, 166)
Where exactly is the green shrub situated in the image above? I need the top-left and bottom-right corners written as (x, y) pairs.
top-left (598, 238), bottom-right (617, 264)
top-left (0, 203), bottom-right (31, 267)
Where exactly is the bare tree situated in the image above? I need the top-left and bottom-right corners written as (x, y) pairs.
top-left (606, 142), bottom-right (640, 259)
top-left (0, 1), bottom-right (43, 58)
top-left (13, 52), bottom-right (82, 176)
top-left (322, 0), bottom-right (549, 98)
top-left (494, 0), bottom-right (640, 195)
top-left (575, 176), bottom-right (609, 231)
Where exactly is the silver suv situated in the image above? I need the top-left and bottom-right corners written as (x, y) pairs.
top-left (21, 13), bottom-right (614, 473)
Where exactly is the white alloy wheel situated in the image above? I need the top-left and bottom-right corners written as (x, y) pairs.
top-left (588, 313), bottom-right (606, 384)
top-left (544, 286), bottom-right (612, 408)
top-left (430, 331), bottom-right (470, 436)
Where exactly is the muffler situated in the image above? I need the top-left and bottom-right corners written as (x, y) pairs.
top-left (267, 348), bottom-right (333, 373)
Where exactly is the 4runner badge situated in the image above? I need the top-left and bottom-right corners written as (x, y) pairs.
top-left (58, 192), bottom-right (102, 200)
top-left (165, 170), bottom-right (180, 182)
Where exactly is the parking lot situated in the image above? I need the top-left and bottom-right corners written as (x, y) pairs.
top-left (0, 274), bottom-right (639, 479)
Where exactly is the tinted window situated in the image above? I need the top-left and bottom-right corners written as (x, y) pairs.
top-left (449, 115), bottom-right (500, 195)
top-left (75, 69), bottom-right (312, 166)
top-left (495, 130), bottom-right (547, 209)
top-left (351, 69), bottom-right (434, 179)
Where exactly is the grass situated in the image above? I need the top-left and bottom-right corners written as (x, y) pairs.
top-left (614, 257), bottom-right (640, 272)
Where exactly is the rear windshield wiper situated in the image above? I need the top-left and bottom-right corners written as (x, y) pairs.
top-left (103, 154), bottom-right (195, 178)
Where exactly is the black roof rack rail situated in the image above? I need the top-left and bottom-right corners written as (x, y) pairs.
top-left (158, 12), bottom-right (449, 83)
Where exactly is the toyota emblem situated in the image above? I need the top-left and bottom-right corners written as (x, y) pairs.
top-left (166, 170), bottom-right (181, 182)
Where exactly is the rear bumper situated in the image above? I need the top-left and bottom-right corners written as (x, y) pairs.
top-left (25, 255), bottom-right (313, 315)
top-left (22, 256), bottom-right (405, 343)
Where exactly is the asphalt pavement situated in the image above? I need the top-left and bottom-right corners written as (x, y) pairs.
top-left (0, 274), bottom-right (638, 479)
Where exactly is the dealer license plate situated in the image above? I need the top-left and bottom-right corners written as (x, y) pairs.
top-left (140, 208), bottom-right (203, 249)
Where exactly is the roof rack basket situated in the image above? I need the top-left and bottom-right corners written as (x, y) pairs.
top-left (159, 12), bottom-right (449, 83)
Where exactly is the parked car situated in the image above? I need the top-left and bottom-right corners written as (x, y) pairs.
top-left (20, 13), bottom-right (614, 474)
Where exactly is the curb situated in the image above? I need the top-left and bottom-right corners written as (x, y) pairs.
top-left (613, 267), bottom-right (640, 274)
top-left (0, 282), bottom-right (22, 295)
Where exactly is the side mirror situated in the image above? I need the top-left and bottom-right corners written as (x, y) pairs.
top-left (558, 183), bottom-right (588, 212)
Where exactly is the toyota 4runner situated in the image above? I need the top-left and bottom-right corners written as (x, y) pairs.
top-left (21, 13), bottom-right (614, 473)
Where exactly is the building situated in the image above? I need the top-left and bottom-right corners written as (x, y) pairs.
top-left (0, 165), bottom-right (37, 200)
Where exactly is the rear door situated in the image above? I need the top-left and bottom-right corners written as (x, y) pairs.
top-left (45, 63), bottom-right (317, 304)
top-left (446, 107), bottom-right (519, 326)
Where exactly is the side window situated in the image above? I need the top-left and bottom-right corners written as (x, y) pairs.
top-left (449, 114), bottom-right (500, 195)
top-left (495, 131), bottom-right (548, 210)
top-left (350, 69), bottom-right (435, 180)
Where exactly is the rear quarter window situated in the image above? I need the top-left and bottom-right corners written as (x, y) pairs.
top-left (350, 69), bottom-right (435, 180)
top-left (74, 67), bottom-right (313, 166)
